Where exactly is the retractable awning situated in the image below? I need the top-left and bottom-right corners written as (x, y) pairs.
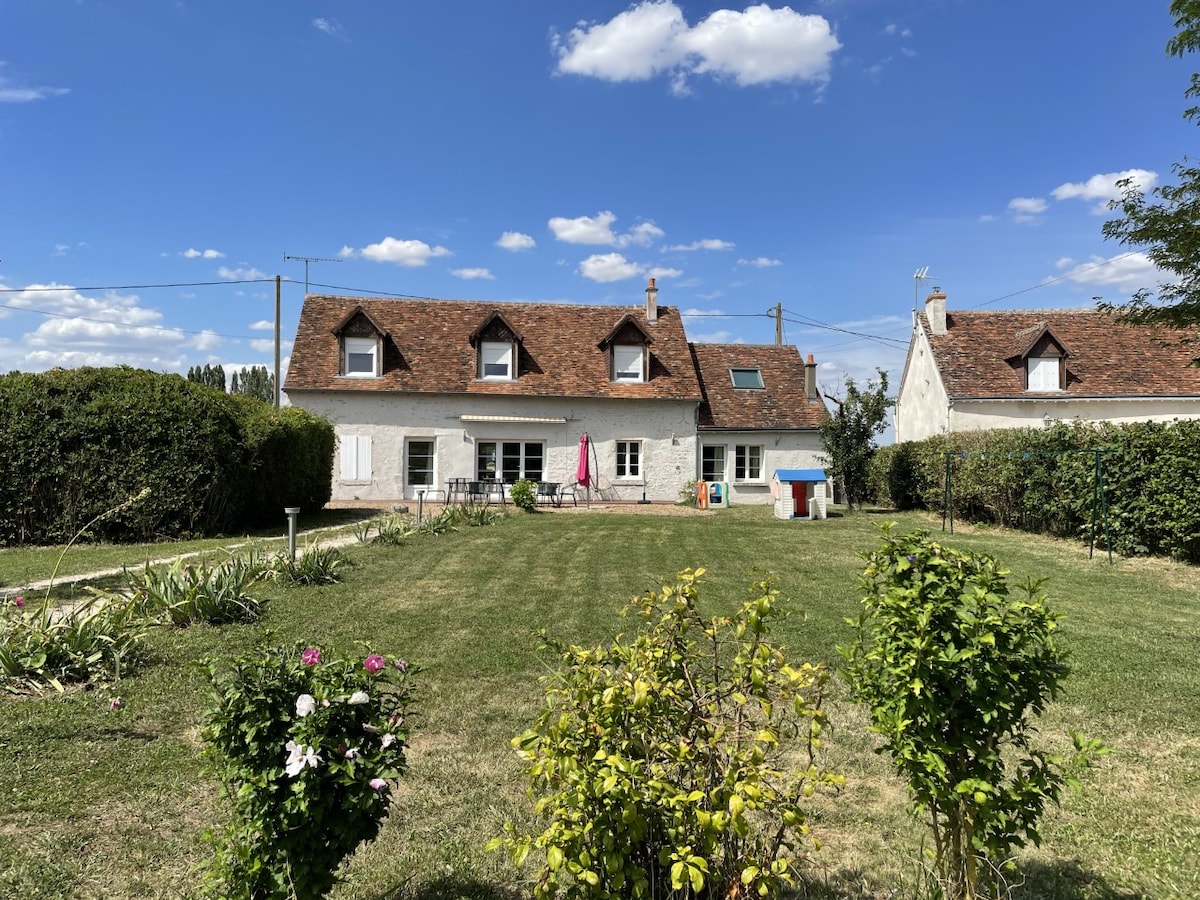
top-left (459, 414), bottom-right (568, 424)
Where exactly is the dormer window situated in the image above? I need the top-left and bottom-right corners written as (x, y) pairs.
top-left (730, 367), bottom-right (764, 389)
top-left (343, 336), bottom-right (379, 377)
top-left (1027, 357), bottom-right (1062, 391)
top-left (613, 345), bottom-right (645, 382)
top-left (480, 340), bottom-right (515, 380)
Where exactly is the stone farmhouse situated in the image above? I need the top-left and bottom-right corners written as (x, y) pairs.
top-left (285, 279), bottom-right (828, 505)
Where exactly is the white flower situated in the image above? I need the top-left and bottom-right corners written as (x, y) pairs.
top-left (347, 691), bottom-right (370, 705)
top-left (344, 747), bottom-right (361, 760)
top-left (380, 733), bottom-right (396, 749)
top-left (363, 724), bottom-right (380, 734)
top-left (295, 693), bottom-right (317, 717)
top-left (284, 740), bottom-right (322, 777)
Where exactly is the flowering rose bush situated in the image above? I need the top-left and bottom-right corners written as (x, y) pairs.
top-left (199, 641), bottom-right (416, 899)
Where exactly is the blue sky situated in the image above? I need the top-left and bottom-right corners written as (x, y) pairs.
top-left (0, 0), bottom-right (1190, 404)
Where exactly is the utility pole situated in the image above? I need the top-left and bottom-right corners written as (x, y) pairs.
top-left (274, 275), bottom-right (281, 408)
top-left (284, 253), bottom-right (341, 295)
top-left (774, 303), bottom-right (782, 345)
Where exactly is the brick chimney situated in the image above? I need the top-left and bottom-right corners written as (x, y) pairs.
top-left (645, 276), bottom-right (658, 323)
top-left (804, 353), bottom-right (817, 400)
top-left (925, 287), bottom-right (947, 335)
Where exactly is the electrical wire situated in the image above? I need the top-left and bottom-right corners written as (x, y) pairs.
top-left (0, 279), bottom-right (276, 293)
top-left (963, 251), bottom-right (1142, 310)
top-left (780, 309), bottom-right (909, 348)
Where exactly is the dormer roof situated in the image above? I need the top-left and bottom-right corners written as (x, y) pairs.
top-left (332, 305), bottom-right (389, 339)
top-left (598, 314), bottom-right (654, 349)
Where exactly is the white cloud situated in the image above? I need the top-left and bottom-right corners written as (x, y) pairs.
top-left (646, 266), bottom-right (682, 279)
top-left (182, 248), bottom-right (225, 259)
top-left (691, 330), bottom-right (742, 343)
top-left (549, 211), bottom-right (664, 248)
top-left (451, 267), bottom-right (496, 280)
top-left (665, 238), bottom-right (735, 251)
top-left (345, 237), bottom-right (452, 266)
top-left (191, 330), bottom-right (221, 351)
top-left (1007, 196), bottom-right (1047, 222)
top-left (554, 2), bottom-right (841, 91)
top-left (1051, 169), bottom-right (1158, 213)
top-left (579, 253), bottom-right (643, 282)
top-left (249, 319), bottom-right (274, 331)
top-left (549, 211), bottom-right (620, 244)
top-left (884, 24), bottom-right (912, 37)
top-left (1054, 252), bottom-right (1162, 294)
top-left (496, 231), bottom-right (536, 251)
top-left (218, 265), bottom-right (268, 280)
top-left (0, 63), bottom-right (69, 103)
top-left (312, 17), bottom-right (348, 40)
top-left (979, 214), bottom-right (996, 223)
top-left (737, 256), bottom-right (782, 268)
top-left (249, 338), bottom-right (287, 354)
top-left (53, 243), bottom-right (70, 256)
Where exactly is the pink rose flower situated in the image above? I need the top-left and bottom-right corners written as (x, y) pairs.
top-left (363, 654), bottom-right (386, 673)
top-left (369, 777), bottom-right (387, 791)
top-left (394, 658), bottom-right (407, 673)
top-left (109, 697), bottom-right (122, 711)
top-left (13, 596), bottom-right (24, 610)
top-left (302, 647), bottom-right (321, 666)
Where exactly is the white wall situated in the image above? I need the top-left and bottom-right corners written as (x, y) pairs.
top-left (696, 430), bottom-right (825, 505)
top-left (895, 326), bottom-right (951, 443)
top-left (949, 399), bottom-right (1200, 433)
top-left (289, 390), bottom-right (699, 503)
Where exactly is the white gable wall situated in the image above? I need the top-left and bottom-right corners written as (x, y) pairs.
top-left (949, 398), bottom-right (1200, 432)
top-left (289, 390), bottom-right (699, 503)
top-left (895, 323), bottom-right (951, 442)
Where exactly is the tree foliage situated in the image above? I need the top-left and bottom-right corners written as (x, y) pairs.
top-left (231, 365), bottom-right (275, 403)
top-left (187, 363), bottom-right (227, 392)
top-left (1100, 1), bottom-right (1200, 335)
top-left (818, 369), bottom-right (893, 509)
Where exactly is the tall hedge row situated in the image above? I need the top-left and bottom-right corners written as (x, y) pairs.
top-left (0, 367), bottom-right (333, 545)
top-left (869, 419), bottom-right (1200, 563)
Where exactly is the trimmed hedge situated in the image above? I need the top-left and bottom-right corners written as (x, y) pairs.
top-left (869, 419), bottom-right (1200, 563)
top-left (0, 367), bottom-right (333, 545)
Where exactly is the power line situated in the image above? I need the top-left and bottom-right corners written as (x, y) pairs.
top-left (0, 300), bottom-right (266, 341)
top-left (964, 251), bottom-right (1142, 310)
top-left (0, 278), bottom-right (276, 294)
top-left (780, 309), bottom-right (909, 348)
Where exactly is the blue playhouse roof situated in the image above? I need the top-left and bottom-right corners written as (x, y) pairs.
top-left (775, 468), bottom-right (827, 482)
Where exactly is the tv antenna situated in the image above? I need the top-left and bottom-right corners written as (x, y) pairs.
top-left (284, 254), bottom-right (342, 295)
top-left (913, 266), bottom-right (932, 312)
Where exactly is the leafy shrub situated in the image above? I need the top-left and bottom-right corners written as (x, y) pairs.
top-left (492, 568), bottom-right (841, 899)
top-left (370, 514), bottom-right (412, 545)
top-left (0, 592), bottom-right (154, 692)
top-left (124, 556), bottom-right (265, 626)
top-left (510, 478), bottom-right (538, 512)
top-left (445, 502), bottom-right (505, 528)
top-left (268, 546), bottom-right (347, 586)
top-left (841, 527), bottom-right (1105, 900)
top-left (677, 479), bottom-right (697, 507)
top-left (200, 642), bottom-right (415, 899)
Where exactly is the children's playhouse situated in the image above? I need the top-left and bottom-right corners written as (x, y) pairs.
top-left (771, 469), bottom-right (828, 520)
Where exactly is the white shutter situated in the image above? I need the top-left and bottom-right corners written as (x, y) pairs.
top-left (1028, 357), bottom-right (1060, 391)
top-left (340, 435), bottom-right (372, 480)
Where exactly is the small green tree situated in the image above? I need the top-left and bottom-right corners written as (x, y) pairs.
top-left (818, 369), bottom-right (893, 509)
top-left (840, 528), bottom-right (1105, 900)
top-left (187, 363), bottom-right (227, 392)
top-left (492, 568), bottom-right (841, 899)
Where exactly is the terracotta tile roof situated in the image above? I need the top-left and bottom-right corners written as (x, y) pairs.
top-left (922, 309), bottom-right (1200, 397)
top-left (285, 295), bottom-right (702, 401)
top-left (691, 343), bottom-right (828, 430)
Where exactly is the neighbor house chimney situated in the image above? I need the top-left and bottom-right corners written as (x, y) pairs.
top-left (925, 287), bottom-right (947, 335)
top-left (804, 353), bottom-right (817, 401)
top-left (645, 276), bottom-right (658, 323)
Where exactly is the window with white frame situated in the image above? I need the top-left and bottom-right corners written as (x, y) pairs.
top-left (734, 445), bottom-right (763, 481)
top-left (339, 434), bottom-right (371, 481)
top-left (406, 438), bottom-right (435, 488)
top-left (343, 336), bottom-right (378, 377)
top-left (476, 441), bottom-right (543, 482)
top-left (616, 440), bottom-right (641, 478)
top-left (479, 341), bottom-right (515, 380)
top-left (613, 345), bottom-right (645, 382)
top-left (1027, 357), bottom-right (1062, 391)
top-left (701, 445), bottom-right (726, 482)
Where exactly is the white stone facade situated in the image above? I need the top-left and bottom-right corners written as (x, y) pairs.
top-left (289, 389), bottom-right (700, 503)
top-left (696, 430), bottom-right (827, 505)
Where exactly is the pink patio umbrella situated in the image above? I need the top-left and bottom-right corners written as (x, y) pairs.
top-left (576, 432), bottom-right (591, 508)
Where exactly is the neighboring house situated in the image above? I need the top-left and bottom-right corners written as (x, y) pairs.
top-left (285, 279), bottom-right (829, 504)
top-left (895, 289), bottom-right (1200, 442)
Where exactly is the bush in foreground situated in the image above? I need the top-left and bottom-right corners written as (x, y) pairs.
top-left (200, 642), bottom-right (415, 899)
top-left (492, 568), bottom-right (842, 899)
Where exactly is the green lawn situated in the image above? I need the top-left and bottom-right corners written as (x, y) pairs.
top-left (2, 506), bottom-right (1198, 899)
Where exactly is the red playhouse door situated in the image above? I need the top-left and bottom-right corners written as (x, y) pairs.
top-left (791, 481), bottom-right (807, 516)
